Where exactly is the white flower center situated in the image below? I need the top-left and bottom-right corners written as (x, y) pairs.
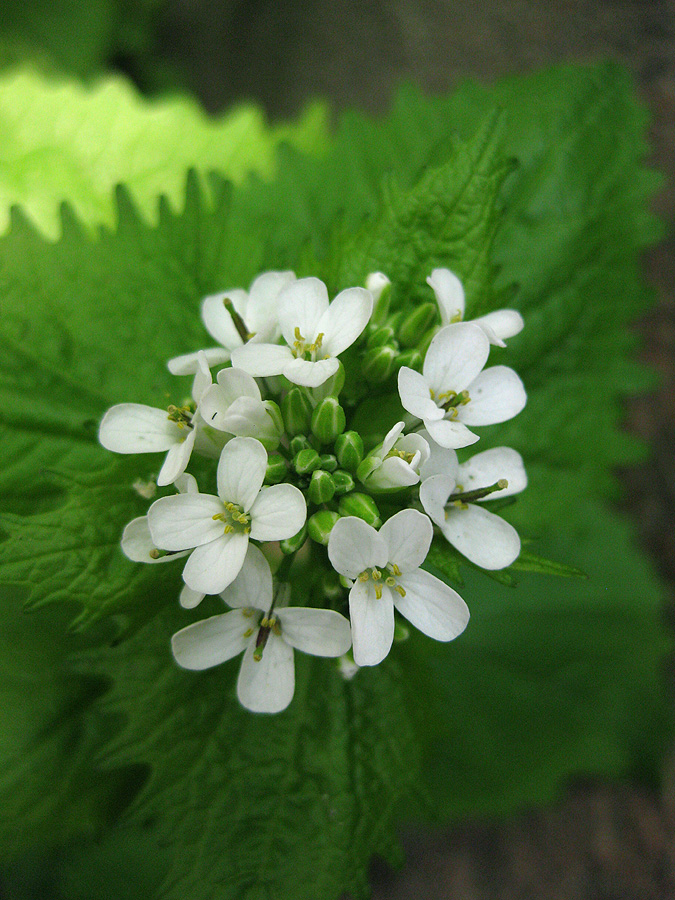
top-left (167, 403), bottom-right (194, 429)
top-left (292, 326), bottom-right (327, 361)
top-left (428, 388), bottom-right (471, 418)
top-left (357, 563), bottom-right (406, 599)
top-left (212, 501), bottom-right (251, 535)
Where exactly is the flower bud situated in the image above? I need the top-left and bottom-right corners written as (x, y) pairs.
top-left (307, 510), bottom-right (340, 545)
top-left (289, 435), bottom-right (311, 456)
top-left (293, 447), bottom-right (322, 475)
top-left (398, 302), bottom-right (438, 348)
top-left (319, 453), bottom-right (338, 473)
top-left (362, 345), bottom-right (397, 384)
top-left (395, 348), bottom-right (423, 372)
top-left (335, 431), bottom-right (364, 472)
top-left (265, 452), bottom-right (287, 484)
top-left (311, 363), bottom-right (345, 401)
top-left (338, 492), bottom-right (381, 528)
top-left (332, 469), bottom-right (355, 495)
top-left (281, 387), bottom-right (313, 436)
top-left (260, 400), bottom-right (284, 449)
top-left (367, 271), bottom-right (391, 324)
top-left (279, 523), bottom-right (308, 555)
top-left (311, 396), bottom-right (346, 444)
top-left (308, 469), bottom-right (336, 504)
top-left (366, 324), bottom-right (396, 349)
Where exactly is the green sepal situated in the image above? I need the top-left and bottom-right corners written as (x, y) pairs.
top-left (398, 302), bottom-right (438, 348)
top-left (332, 469), bottom-right (355, 495)
top-left (307, 510), bottom-right (341, 545)
top-left (395, 348), bottom-right (423, 372)
top-left (362, 345), bottom-right (397, 384)
top-left (260, 400), bottom-right (283, 450)
top-left (355, 455), bottom-right (380, 485)
top-left (334, 431), bottom-right (364, 472)
top-left (367, 324), bottom-right (396, 349)
top-left (264, 453), bottom-right (287, 484)
top-left (281, 387), bottom-right (313, 436)
top-left (319, 453), bottom-right (338, 473)
top-left (289, 435), bottom-right (312, 456)
top-left (308, 470), bottom-right (336, 505)
top-left (293, 447), bottom-right (322, 475)
top-left (279, 523), bottom-right (308, 555)
top-left (310, 362), bottom-right (346, 401)
top-left (311, 396), bottom-right (346, 444)
top-left (338, 493), bottom-right (381, 528)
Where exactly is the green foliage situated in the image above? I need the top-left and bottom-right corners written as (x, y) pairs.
top-left (0, 62), bottom-right (670, 900)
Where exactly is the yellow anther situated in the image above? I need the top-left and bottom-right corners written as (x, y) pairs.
top-left (223, 524), bottom-right (234, 533)
top-left (391, 563), bottom-right (402, 576)
top-left (212, 513), bottom-right (225, 521)
top-left (450, 312), bottom-right (463, 324)
top-left (394, 585), bottom-right (406, 598)
top-left (310, 332), bottom-right (324, 352)
top-left (385, 576), bottom-right (396, 587)
top-left (243, 627), bottom-right (254, 638)
top-left (372, 568), bottom-right (382, 580)
top-left (242, 608), bottom-right (254, 618)
top-left (272, 621), bottom-right (282, 636)
top-left (358, 572), bottom-right (369, 582)
top-left (429, 388), bottom-right (436, 400)
top-left (375, 585), bottom-right (383, 599)
top-left (149, 549), bottom-right (161, 559)
top-left (498, 478), bottom-right (509, 490)
top-left (294, 326), bottom-right (305, 342)
top-left (447, 407), bottom-right (458, 419)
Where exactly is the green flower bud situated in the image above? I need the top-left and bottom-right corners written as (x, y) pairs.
top-left (265, 452), bottom-right (287, 484)
top-left (393, 621), bottom-right (410, 643)
top-left (338, 492), bottom-right (381, 528)
top-left (332, 468), bottom-right (355, 495)
top-left (281, 387), bottom-right (313, 436)
top-left (279, 523), bottom-right (308, 555)
top-left (319, 453), bottom-right (338, 473)
top-left (367, 272), bottom-right (392, 324)
top-left (293, 447), bottom-right (322, 475)
top-left (311, 396), bottom-right (346, 445)
top-left (308, 469), bottom-right (336, 504)
top-left (398, 302), bottom-right (438, 348)
top-left (307, 510), bottom-right (340, 545)
top-left (366, 324), bottom-right (396, 349)
top-left (362, 345), bottom-right (397, 384)
top-left (311, 362), bottom-right (345, 401)
top-left (289, 435), bottom-right (312, 456)
top-left (260, 400), bottom-right (284, 450)
top-left (395, 348), bottom-right (423, 372)
top-left (334, 431), bottom-right (364, 472)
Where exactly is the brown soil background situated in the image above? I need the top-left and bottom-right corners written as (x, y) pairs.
top-left (154, 2), bottom-right (675, 897)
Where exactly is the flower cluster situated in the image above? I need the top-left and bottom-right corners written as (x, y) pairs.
top-left (100, 268), bottom-right (528, 713)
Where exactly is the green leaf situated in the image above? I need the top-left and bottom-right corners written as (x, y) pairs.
top-left (0, 67), bottom-right (328, 239)
top-left (509, 547), bottom-right (587, 579)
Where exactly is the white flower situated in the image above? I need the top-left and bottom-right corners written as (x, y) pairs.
top-left (231, 277), bottom-right (373, 388)
top-left (419, 445), bottom-right (527, 570)
top-left (327, 509), bottom-right (469, 666)
top-left (427, 268), bottom-right (524, 347)
top-left (147, 437), bottom-right (306, 595)
top-left (397, 322), bottom-right (527, 449)
top-left (167, 271), bottom-right (296, 376)
top-left (198, 367), bottom-right (283, 450)
top-left (357, 421), bottom-right (430, 491)
top-left (171, 545), bottom-right (352, 713)
top-left (99, 354), bottom-right (213, 486)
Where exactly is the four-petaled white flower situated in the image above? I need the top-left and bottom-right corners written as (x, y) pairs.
top-left (231, 277), bottom-right (373, 388)
top-left (397, 322), bottom-right (527, 449)
top-left (167, 270), bottom-right (296, 375)
top-left (147, 437), bottom-right (306, 595)
top-left (99, 352), bottom-right (213, 486)
top-left (427, 268), bottom-right (524, 348)
top-left (419, 445), bottom-right (527, 570)
top-left (357, 421), bottom-right (430, 491)
top-left (327, 509), bottom-right (469, 666)
top-left (171, 545), bottom-right (352, 713)
top-left (199, 367), bottom-right (283, 449)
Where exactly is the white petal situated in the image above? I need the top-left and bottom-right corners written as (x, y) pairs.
top-left (174, 472), bottom-right (199, 494)
top-left (474, 309), bottom-right (524, 345)
top-left (230, 342), bottom-right (294, 377)
top-left (422, 323), bottom-right (489, 394)
top-left (441, 504), bottom-right (521, 570)
top-left (167, 347), bottom-right (230, 375)
top-left (282, 357), bottom-right (339, 388)
top-left (365, 272), bottom-right (390, 302)
top-left (379, 509), bottom-right (432, 572)
top-left (237, 632), bottom-right (295, 713)
top-left (216, 367), bottom-right (261, 401)
top-left (458, 447), bottom-right (528, 499)
top-left (157, 428), bottom-right (196, 486)
top-left (182, 531), bottom-right (250, 593)
top-left (427, 268), bottom-right (465, 326)
top-left (424, 416), bottom-right (479, 449)
top-left (191, 351), bottom-right (213, 404)
top-left (179, 585), bottom-right (205, 608)
top-left (349, 580), bottom-right (394, 667)
top-left (121, 516), bottom-right (189, 564)
top-left (459, 366), bottom-right (527, 426)
top-left (171, 610), bottom-right (250, 670)
top-left (276, 607), bottom-right (352, 657)
top-left (381, 421), bottom-right (405, 458)
top-left (245, 270), bottom-right (296, 340)
top-left (367, 456), bottom-right (420, 490)
top-left (317, 287), bottom-right (373, 357)
top-left (220, 544), bottom-right (273, 611)
top-left (394, 569), bottom-right (469, 641)
top-left (419, 474), bottom-right (455, 528)
top-left (327, 517), bottom-right (388, 580)
top-left (216, 437), bottom-right (267, 510)
top-left (99, 404), bottom-right (179, 453)
top-left (397, 367), bottom-right (443, 421)
top-left (249, 483), bottom-right (307, 541)
top-left (217, 397), bottom-right (274, 439)
top-left (202, 290), bottom-right (247, 349)
top-left (147, 493), bottom-right (225, 551)
top-left (418, 432), bottom-right (459, 481)
top-left (278, 277), bottom-right (329, 347)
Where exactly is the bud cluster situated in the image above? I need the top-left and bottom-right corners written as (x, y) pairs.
top-left (99, 268), bottom-right (528, 713)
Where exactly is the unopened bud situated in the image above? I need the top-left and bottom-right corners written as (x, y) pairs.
top-left (319, 453), bottom-right (338, 473)
top-left (293, 447), bottom-right (322, 475)
top-left (362, 345), bottom-right (397, 384)
top-left (265, 453), bottom-right (287, 484)
top-left (308, 469), bottom-right (336, 504)
top-left (307, 510), bottom-right (340, 545)
top-left (332, 469), bottom-right (355, 495)
top-left (335, 431), bottom-right (364, 472)
top-left (311, 396), bottom-right (346, 444)
top-left (338, 492), bottom-right (381, 527)
top-left (398, 302), bottom-right (438, 348)
top-left (367, 272), bottom-right (391, 324)
top-left (281, 387), bottom-right (313, 436)
top-left (395, 348), bottom-right (423, 372)
top-left (279, 523), bottom-right (308, 555)
top-left (367, 324), bottom-right (396, 349)
top-left (289, 435), bottom-right (311, 456)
